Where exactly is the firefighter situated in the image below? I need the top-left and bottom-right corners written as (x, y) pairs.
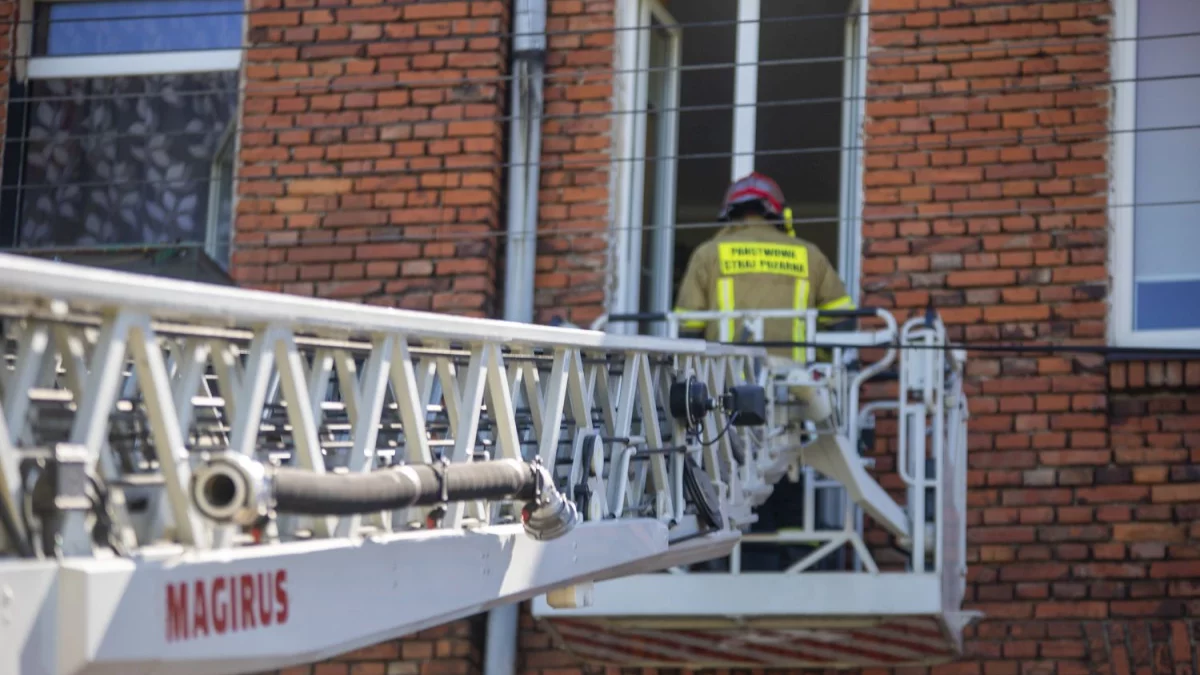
top-left (674, 171), bottom-right (856, 360)
top-left (674, 172), bottom-right (856, 574)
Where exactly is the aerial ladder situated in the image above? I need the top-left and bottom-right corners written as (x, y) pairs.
top-left (0, 251), bottom-right (973, 675)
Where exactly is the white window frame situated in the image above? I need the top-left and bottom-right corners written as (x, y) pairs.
top-left (730, 0), bottom-right (759, 179)
top-left (206, 121), bottom-right (238, 268)
top-left (24, 0), bottom-right (245, 79)
top-left (611, 0), bottom-right (681, 335)
top-left (641, 2), bottom-right (683, 338)
top-left (1109, 0), bottom-right (1200, 348)
top-left (837, 0), bottom-right (868, 303)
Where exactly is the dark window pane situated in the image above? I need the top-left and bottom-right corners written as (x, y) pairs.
top-left (16, 72), bottom-right (238, 248)
top-left (672, 0), bottom-right (735, 250)
top-left (756, 0), bottom-right (850, 265)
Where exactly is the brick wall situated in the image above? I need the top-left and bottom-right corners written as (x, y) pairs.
top-left (231, 0), bottom-right (617, 324)
top-left (533, 0), bottom-right (617, 327)
top-left (858, 0), bottom-right (1118, 576)
top-left (232, 0), bottom-right (511, 317)
top-left (848, 0), bottom-right (1200, 673)
top-left (276, 614), bottom-right (487, 675)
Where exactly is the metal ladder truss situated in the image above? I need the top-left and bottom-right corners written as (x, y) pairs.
top-left (0, 252), bottom-right (778, 675)
top-left (535, 306), bottom-right (977, 671)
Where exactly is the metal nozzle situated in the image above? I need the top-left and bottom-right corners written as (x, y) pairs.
top-left (191, 452), bottom-right (271, 526)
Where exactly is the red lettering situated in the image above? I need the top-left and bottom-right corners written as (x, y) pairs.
top-left (275, 569), bottom-right (289, 624)
top-left (211, 577), bottom-right (228, 634)
top-left (192, 579), bottom-right (209, 638)
top-left (166, 583), bottom-right (189, 642)
top-left (257, 572), bottom-right (274, 626)
top-left (239, 574), bottom-right (257, 629)
top-left (230, 576), bottom-right (239, 632)
top-left (163, 569), bottom-right (288, 643)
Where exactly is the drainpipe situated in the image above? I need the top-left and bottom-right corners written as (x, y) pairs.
top-left (491, 1), bottom-right (546, 674)
top-left (502, 0), bottom-right (547, 324)
top-left (484, 601), bottom-right (520, 675)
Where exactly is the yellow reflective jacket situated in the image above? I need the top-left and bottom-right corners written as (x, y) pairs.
top-left (674, 220), bottom-right (855, 361)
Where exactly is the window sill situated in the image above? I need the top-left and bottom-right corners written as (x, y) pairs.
top-left (28, 50), bottom-right (242, 80)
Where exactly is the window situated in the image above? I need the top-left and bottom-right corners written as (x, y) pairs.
top-left (1111, 0), bottom-right (1200, 347)
top-left (611, 0), bottom-right (867, 335)
top-left (2, 0), bottom-right (242, 269)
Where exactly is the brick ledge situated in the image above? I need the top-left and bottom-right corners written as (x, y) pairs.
top-left (1109, 359), bottom-right (1200, 391)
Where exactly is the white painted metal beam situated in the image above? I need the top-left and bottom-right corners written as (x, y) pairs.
top-left (0, 253), bottom-right (708, 354)
top-left (532, 572), bottom-right (946, 618)
top-left (4, 520), bottom-right (721, 675)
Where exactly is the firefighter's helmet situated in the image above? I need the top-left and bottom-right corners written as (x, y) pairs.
top-left (718, 172), bottom-right (786, 222)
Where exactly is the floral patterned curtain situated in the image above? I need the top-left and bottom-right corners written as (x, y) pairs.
top-left (16, 71), bottom-right (238, 248)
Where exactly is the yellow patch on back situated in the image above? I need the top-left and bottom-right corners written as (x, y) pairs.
top-left (717, 242), bottom-right (810, 278)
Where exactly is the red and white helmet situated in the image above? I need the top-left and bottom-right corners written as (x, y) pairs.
top-left (718, 172), bottom-right (786, 221)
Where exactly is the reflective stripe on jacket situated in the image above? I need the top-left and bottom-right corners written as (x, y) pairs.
top-left (673, 221), bottom-right (855, 361)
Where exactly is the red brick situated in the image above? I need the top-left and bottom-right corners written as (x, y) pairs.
top-left (1150, 561), bottom-right (1200, 579)
top-left (1033, 602), bottom-right (1107, 619)
top-left (946, 270), bottom-right (1016, 287)
top-left (1151, 483), bottom-right (1200, 503)
top-left (287, 178), bottom-right (353, 195)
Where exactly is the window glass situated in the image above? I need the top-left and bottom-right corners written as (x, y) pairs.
top-left (670, 0), bottom-right (735, 263)
top-left (664, 0), bottom-right (851, 295)
top-left (36, 0), bottom-right (243, 56)
top-left (755, 0), bottom-right (849, 265)
top-left (15, 73), bottom-right (238, 249)
top-left (1132, 0), bottom-right (1200, 330)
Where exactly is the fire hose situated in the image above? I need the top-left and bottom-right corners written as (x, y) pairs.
top-left (191, 454), bottom-right (579, 541)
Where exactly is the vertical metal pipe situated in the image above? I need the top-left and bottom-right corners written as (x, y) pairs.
top-left (520, 59), bottom-right (545, 321)
top-left (484, 601), bottom-right (520, 675)
top-left (503, 65), bottom-right (529, 323)
top-left (502, 0), bottom-right (546, 324)
top-left (492, 1), bottom-right (547, 672)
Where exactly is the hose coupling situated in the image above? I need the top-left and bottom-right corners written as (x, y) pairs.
top-left (520, 461), bottom-right (579, 541)
top-left (191, 452), bottom-right (272, 526)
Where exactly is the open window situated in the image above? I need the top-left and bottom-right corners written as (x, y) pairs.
top-left (611, 0), bottom-right (868, 335)
top-left (608, 0), bottom-right (872, 575)
top-left (1110, 0), bottom-right (1200, 348)
top-left (0, 0), bottom-right (243, 266)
